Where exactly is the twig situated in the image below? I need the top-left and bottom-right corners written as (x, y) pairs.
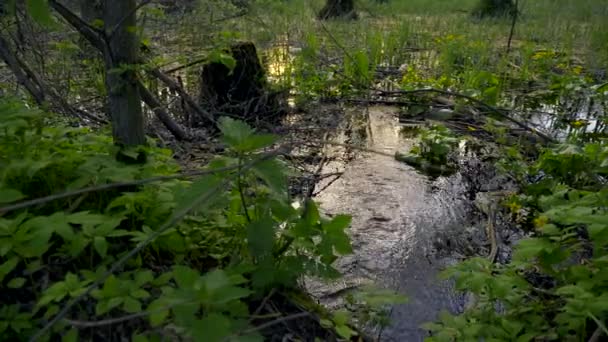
top-left (312, 173), bottom-right (344, 196)
top-left (588, 311), bottom-right (608, 342)
top-left (164, 56), bottom-right (208, 74)
top-left (229, 312), bottom-right (310, 340)
top-left (252, 288), bottom-right (276, 317)
top-left (378, 88), bottom-right (556, 143)
top-left (506, 0), bottom-right (519, 54)
top-left (64, 311), bottom-right (150, 328)
top-left (0, 165), bottom-right (235, 215)
top-left (238, 157), bottom-right (251, 222)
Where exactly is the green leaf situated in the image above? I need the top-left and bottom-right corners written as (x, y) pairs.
top-left (131, 289), bottom-right (150, 299)
top-left (241, 134), bottom-right (278, 152)
top-left (147, 299), bottom-right (169, 327)
top-left (251, 159), bottom-right (287, 195)
top-left (26, 0), bottom-right (53, 27)
top-left (173, 175), bottom-right (222, 216)
top-left (333, 310), bottom-right (350, 326)
top-left (62, 328), bottom-right (78, 342)
top-left (513, 238), bottom-right (553, 261)
top-left (218, 117), bottom-right (255, 151)
top-left (247, 214), bottom-right (276, 258)
top-left (123, 297), bottom-right (142, 313)
top-left (134, 270), bottom-right (154, 286)
top-left (335, 324), bottom-right (357, 340)
top-left (99, 275), bottom-right (122, 297)
top-left (191, 314), bottom-right (232, 342)
top-left (173, 265), bottom-right (200, 288)
top-left (323, 215), bottom-right (352, 254)
top-left (209, 51), bottom-right (237, 72)
top-left (0, 256), bottom-right (19, 282)
top-left (202, 269), bottom-right (231, 292)
top-left (132, 334), bottom-right (148, 342)
top-left (95, 216), bottom-right (125, 236)
top-left (93, 237), bottom-right (108, 258)
top-left (0, 188), bottom-right (25, 204)
top-left (7, 277), bottom-right (26, 288)
top-left (96, 297), bottom-right (123, 315)
top-left (38, 282), bottom-right (68, 306)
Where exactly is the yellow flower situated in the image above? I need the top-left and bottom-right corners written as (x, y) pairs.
top-left (506, 201), bottom-right (522, 213)
top-left (572, 66), bottom-right (583, 75)
top-left (533, 215), bottom-right (549, 228)
top-left (569, 120), bottom-right (588, 129)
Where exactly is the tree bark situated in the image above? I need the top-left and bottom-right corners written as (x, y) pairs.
top-left (80, 0), bottom-right (102, 25)
top-left (103, 0), bottom-right (146, 146)
top-left (50, 0), bottom-right (189, 140)
top-left (138, 80), bottom-right (188, 141)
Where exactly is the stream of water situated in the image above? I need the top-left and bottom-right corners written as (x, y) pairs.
top-left (305, 106), bottom-right (478, 341)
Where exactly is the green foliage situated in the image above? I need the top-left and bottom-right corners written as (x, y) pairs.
top-left (0, 98), bottom-right (365, 341)
top-left (410, 125), bottom-right (461, 166)
top-left (25, 0), bottom-right (53, 27)
top-left (427, 139), bottom-right (608, 341)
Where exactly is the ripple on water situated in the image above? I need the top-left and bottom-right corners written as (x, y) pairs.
top-left (307, 106), bottom-right (473, 341)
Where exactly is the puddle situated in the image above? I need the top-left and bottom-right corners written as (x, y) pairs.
top-left (305, 106), bottom-right (476, 341)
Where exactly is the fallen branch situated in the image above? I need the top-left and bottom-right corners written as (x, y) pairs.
top-left (146, 68), bottom-right (216, 125)
top-left (231, 312), bottom-right (310, 339)
top-left (138, 80), bottom-right (189, 140)
top-left (378, 88), bottom-right (556, 143)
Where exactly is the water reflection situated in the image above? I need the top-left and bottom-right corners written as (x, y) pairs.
top-left (307, 106), bottom-right (472, 341)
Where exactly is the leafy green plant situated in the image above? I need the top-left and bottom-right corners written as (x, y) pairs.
top-left (426, 139), bottom-right (608, 341)
top-left (0, 98), bottom-right (365, 341)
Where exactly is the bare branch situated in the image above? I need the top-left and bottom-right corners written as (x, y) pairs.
top-left (0, 163), bottom-right (237, 215)
top-left (377, 88), bottom-right (556, 143)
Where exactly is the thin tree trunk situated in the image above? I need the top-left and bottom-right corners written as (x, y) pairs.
top-left (80, 0), bottom-right (102, 25)
top-left (50, 0), bottom-right (188, 140)
top-left (103, 0), bottom-right (145, 146)
top-left (0, 34), bottom-right (45, 104)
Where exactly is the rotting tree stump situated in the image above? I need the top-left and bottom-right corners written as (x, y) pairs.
top-left (198, 42), bottom-right (285, 127)
top-left (318, 0), bottom-right (357, 20)
top-left (472, 0), bottom-right (516, 18)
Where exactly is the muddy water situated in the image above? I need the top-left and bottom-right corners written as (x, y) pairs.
top-left (307, 106), bottom-right (475, 341)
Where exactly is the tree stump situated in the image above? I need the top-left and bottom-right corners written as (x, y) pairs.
top-left (198, 42), bottom-right (285, 127)
top-left (472, 0), bottom-right (516, 18)
top-left (318, 0), bottom-right (357, 20)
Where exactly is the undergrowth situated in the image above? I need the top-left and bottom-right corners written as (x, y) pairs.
top-left (424, 130), bottom-right (608, 341)
top-left (0, 98), bottom-right (382, 341)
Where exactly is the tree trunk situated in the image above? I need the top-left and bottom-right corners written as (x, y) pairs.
top-left (103, 0), bottom-right (145, 146)
top-left (318, 0), bottom-right (357, 20)
top-left (80, 0), bottom-right (102, 25)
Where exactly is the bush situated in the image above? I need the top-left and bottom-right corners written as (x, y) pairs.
top-left (426, 140), bottom-right (608, 341)
top-left (0, 98), bottom-right (359, 341)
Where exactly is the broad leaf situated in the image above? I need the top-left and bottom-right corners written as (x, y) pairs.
top-left (0, 188), bottom-right (25, 204)
top-left (26, 0), bottom-right (53, 27)
top-left (191, 314), bottom-right (232, 342)
top-left (247, 214), bottom-right (276, 258)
